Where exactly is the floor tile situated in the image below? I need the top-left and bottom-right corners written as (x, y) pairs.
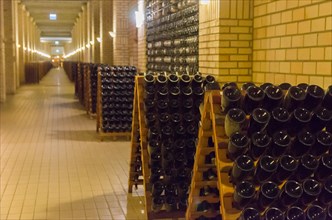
top-left (0, 68), bottom-right (146, 220)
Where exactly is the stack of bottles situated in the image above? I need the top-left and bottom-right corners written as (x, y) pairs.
top-left (71, 62), bottom-right (78, 81)
top-left (221, 83), bottom-right (332, 220)
top-left (146, 0), bottom-right (199, 74)
top-left (90, 64), bottom-right (98, 114)
top-left (100, 65), bottom-right (137, 133)
top-left (144, 72), bottom-right (215, 213)
top-left (76, 63), bottom-right (85, 106)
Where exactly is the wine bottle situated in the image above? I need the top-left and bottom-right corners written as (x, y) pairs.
top-left (279, 83), bottom-right (292, 91)
top-left (278, 180), bottom-right (303, 208)
top-left (225, 108), bottom-right (246, 137)
top-left (283, 86), bottom-right (307, 112)
top-left (227, 132), bottom-right (250, 160)
top-left (257, 181), bottom-right (279, 210)
top-left (304, 84), bottom-right (325, 111)
top-left (309, 107), bottom-right (332, 132)
top-left (322, 85), bottom-right (332, 110)
top-left (266, 107), bottom-right (290, 135)
top-left (243, 86), bottom-right (265, 114)
top-left (263, 85), bottom-right (283, 111)
top-left (233, 181), bottom-right (255, 209)
top-left (231, 155), bottom-right (255, 184)
top-left (221, 86), bottom-right (242, 113)
top-left (247, 108), bottom-right (270, 136)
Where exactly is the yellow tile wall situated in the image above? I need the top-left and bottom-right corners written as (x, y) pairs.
top-left (113, 0), bottom-right (130, 66)
top-left (199, 0), bottom-right (254, 84)
top-left (252, 0), bottom-right (332, 88)
top-left (137, 24), bottom-right (146, 72)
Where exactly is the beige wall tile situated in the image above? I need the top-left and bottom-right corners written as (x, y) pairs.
top-left (316, 61), bottom-right (332, 75)
top-left (311, 18), bottom-right (326, 32)
top-left (309, 75), bottom-right (324, 85)
top-left (319, 1), bottom-right (332, 16)
top-left (298, 20), bottom-right (311, 33)
top-left (310, 47), bottom-right (325, 60)
top-left (303, 62), bottom-right (317, 74)
top-left (305, 4), bottom-right (319, 19)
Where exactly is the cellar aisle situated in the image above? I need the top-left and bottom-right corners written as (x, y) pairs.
top-left (0, 67), bottom-right (146, 220)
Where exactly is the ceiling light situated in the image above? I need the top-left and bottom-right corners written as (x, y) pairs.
top-left (55, 41), bottom-right (59, 45)
top-left (86, 44), bottom-right (90, 48)
top-left (90, 41), bottom-right (94, 45)
top-left (49, 13), bottom-right (57, 20)
top-left (109, 32), bottom-right (115, 38)
top-left (97, 37), bottom-right (101, 43)
top-left (200, 0), bottom-right (209, 4)
top-left (17, 44), bottom-right (21, 48)
top-left (56, 49), bottom-right (59, 53)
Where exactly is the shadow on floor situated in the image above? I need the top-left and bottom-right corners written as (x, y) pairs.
top-left (50, 130), bottom-right (100, 142)
top-left (51, 93), bottom-right (77, 100)
top-left (45, 193), bottom-right (146, 220)
top-left (54, 101), bottom-right (86, 111)
top-left (50, 130), bottom-right (132, 142)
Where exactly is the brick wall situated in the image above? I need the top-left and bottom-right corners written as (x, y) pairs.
top-left (113, 0), bottom-right (130, 66)
top-left (198, 0), bottom-right (254, 85)
top-left (137, 0), bottom-right (146, 72)
top-left (3, 0), bottom-right (16, 94)
top-left (252, 0), bottom-right (332, 88)
top-left (128, 0), bottom-right (138, 68)
top-left (0, 0), bottom-right (5, 102)
top-left (91, 0), bottom-right (100, 63)
top-left (100, 0), bottom-right (113, 65)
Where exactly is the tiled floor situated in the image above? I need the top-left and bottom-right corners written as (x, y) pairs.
top-left (0, 67), bottom-right (146, 220)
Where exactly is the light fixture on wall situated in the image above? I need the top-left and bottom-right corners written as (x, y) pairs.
top-left (109, 32), bottom-right (115, 38)
top-left (97, 37), bottom-right (101, 43)
top-left (135, 11), bottom-right (144, 28)
top-left (135, 0), bottom-right (145, 28)
top-left (55, 41), bottom-right (59, 45)
top-left (200, 0), bottom-right (209, 4)
top-left (90, 40), bottom-right (94, 45)
top-left (86, 43), bottom-right (90, 48)
top-left (49, 13), bottom-right (57, 20)
top-left (17, 44), bottom-right (21, 48)
top-left (56, 49), bottom-right (60, 53)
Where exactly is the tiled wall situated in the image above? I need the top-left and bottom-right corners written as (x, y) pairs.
top-left (113, 0), bottom-right (130, 65)
top-left (252, 0), bottom-right (332, 88)
top-left (100, 0), bottom-right (114, 65)
top-left (137, 3), bottom-right (146, 73)
top-left (128, 0), bottom-right (139, 68)
top-left (0, 1), bottom-right (44, 102)
top-left (199, 0), bottom-right (254, 84)
top-left (3, 0), bottom-right (16, 94)
top-left (0, 0), bottom-right (5, 102)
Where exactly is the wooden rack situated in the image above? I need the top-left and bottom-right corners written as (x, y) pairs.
top-left (186, 90), bottom-right (241, 220)
top-left (128, 76), bottom-right (185, 220)
top-left (95, 69), bottom-right (131, 141)
top-left (186, 90), bottom-right (222, 220)
top-left (128, 82), bottom-right (143, 192)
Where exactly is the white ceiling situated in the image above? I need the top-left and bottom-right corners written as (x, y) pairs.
top-left (22, 0), bottom-right (87, 43)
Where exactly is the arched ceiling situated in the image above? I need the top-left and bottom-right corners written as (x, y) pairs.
top-left (21, 0), bottom-right (87, 43)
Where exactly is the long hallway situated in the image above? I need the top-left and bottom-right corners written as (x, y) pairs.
top-left (0, 68), bottom-right (145, 220)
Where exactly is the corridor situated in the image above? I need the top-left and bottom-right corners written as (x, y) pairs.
top-left (0, 68), bottom-right (145, 220)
